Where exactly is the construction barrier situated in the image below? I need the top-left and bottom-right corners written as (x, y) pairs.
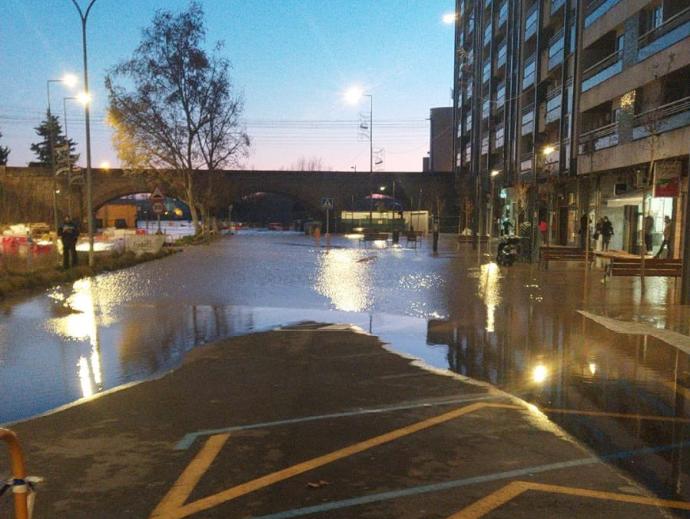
top-left (0, 428), bottom-right (30, 519)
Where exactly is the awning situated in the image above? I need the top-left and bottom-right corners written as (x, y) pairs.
top-left (606, 190), bottom-right (645, 208)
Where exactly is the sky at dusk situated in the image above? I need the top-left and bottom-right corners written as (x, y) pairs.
top-left (0, 0), bottom-right (454, 172)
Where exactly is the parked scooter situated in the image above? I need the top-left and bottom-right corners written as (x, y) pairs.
top-left (497, 236), bottom-right (521, 266)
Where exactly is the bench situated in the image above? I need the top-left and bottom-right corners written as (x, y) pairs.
top-left (540, 246), bottom-right (593, 269)
top-left (359, 232), bottom-right (389, 247)
top-left (606, 257), bottom-right (682, 278)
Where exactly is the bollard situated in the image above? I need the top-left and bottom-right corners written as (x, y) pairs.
top-left (0, 428), bottom-right (29, 519)
top-left (432, 216), bottom-right (440, 254)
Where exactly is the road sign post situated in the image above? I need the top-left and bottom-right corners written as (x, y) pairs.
top-left (321, 197), bottom-right (334, 247)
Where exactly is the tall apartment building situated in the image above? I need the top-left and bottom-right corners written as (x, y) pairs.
top-left (452, 0), bottom-right (690, 253)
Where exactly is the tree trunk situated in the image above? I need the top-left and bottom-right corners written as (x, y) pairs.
top-left (185, 171), bottom-right (201, 235)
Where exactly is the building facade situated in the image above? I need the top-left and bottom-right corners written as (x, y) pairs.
top-left (429, 107), bottom-right (454, 173)
top-left (452, 0), bottom-right (690, 253)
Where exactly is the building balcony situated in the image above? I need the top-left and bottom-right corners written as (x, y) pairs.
top-left (632, 96), bottom-right (690, 140)
top-left (548, 31), bottom-right (565, 71)
top-left (521, 107), bottom-right (535, 136)
top-left (584, 0), bottom-right (621, 29)
top-left (582, 50), bottom-right (622, 92)
top-left (578, 122), bottom-right (619, 154)
top-left (545, 89), bottom-right (562, 124)
top-left (637, 7), bottom-right (690, 62)
top-left (520, 152), bottom-right (534, 173)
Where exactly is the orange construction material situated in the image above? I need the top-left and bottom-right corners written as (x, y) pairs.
top-left (0, 428), bottom-right (28, 519)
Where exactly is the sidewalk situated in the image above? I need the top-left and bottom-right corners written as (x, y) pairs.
top-left (9, 325), bottom-right (688, 518)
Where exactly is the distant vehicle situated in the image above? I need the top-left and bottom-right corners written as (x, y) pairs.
top-left (267, 222), bottom-right (284, 231)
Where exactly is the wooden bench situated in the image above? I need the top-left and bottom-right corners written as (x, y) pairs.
top-left (606, 257), bottom-right (682, 278)
top-left (540, 246), bottom-right (593, 268)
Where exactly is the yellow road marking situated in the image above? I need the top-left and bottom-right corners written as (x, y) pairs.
top-left (151, 402), bottom-right (518, 518)
top-left (447, 480), bottom-right (690, 518)
top-left (150, 433), bottom-right (230, 518)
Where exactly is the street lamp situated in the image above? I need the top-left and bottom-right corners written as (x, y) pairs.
top-left (47, 74), bottom-right (78, 237)
top-left (442, 12), bottom-right (457, 25)
top-left (71, 0), bottom-right (97, 267)
top-left (345, 86), bottom-right (374, 227)
top-left (489, 170), bottom-right (500, 238)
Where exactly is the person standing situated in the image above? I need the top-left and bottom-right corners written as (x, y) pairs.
top-left (601, 216), bottom-right (614, 251)
top-left (538, 219), bottom-right (548, 244)
top-left (643, 215), bottom-right (654, 254)
top-left (58, 216), bottom-right (79, 269)
top-left (502, 218), bottom-right (513, 236)
top-left (579, 214), bottom-right (589, 250)
top-left (654, 216), bottom-right (672, 258)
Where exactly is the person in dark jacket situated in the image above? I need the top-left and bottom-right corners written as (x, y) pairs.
top-left (578, 214), bottom-right (589, 250)
top-left (655, 216), bottom-right (672, 258)
top-left (601, 216), bottom-right (614, 251)
top-left (58, 216), bottom-right (79, 269)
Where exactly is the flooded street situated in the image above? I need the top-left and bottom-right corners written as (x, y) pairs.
top-left (1, 232), bottom-right (689, 507)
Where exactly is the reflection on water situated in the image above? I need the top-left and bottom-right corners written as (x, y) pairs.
top-left (477, 262), bottom-right (501, 333)
top-left (314, 249), bottom-right (372, 312)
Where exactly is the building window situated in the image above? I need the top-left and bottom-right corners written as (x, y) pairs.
top-left (482, 99), bottom-right (491, 119)
top-left (481, 135), bottom-right (489, 155)
top-left (523, 57), bottom-right (536, 89)
top-left (484, 23), bottom-right (493, 46)
top-left (483, 61), bottom-right (491, 83)
top-left (465, 113), bottom-right (473, 132)
top-left (497, 43), bottom-right (507, 67)
top-left (524, 7), bottom-right (538, 39)
top-left (498, 2), bottom-right (508, 26)
top-left (649, 5), bottom-right (663, 30)
top-left (495, 83), bottom-right (506, 108)
top-left (495, 126), bottom-right (505, 148)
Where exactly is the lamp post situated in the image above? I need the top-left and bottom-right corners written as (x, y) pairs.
top-left (490, 169), bottom-right (500, 239)
top-left (533, 145), bottom-right (556, 261)
top-left (71, 0), bottom-right (97, 267)
top-left (47, 74), bottom-right (78, 236)
top-left (345, 87), bottom-right (373, 227)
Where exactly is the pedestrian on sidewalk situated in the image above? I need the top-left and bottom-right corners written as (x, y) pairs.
top-left (538, 220), bottom-right (548, 244)
top-left (594, 218), bottom-right (603, 251)
top-left (502, 218), bottom-right (513, 236)
top-left (654, 216), bottom-right (672, 258)
top-left (601, 216), bottom-right (613, 251)
top-left (578, 213), bottom-right (589, 250)
top-left (58, 216), bottom-right (79, 269)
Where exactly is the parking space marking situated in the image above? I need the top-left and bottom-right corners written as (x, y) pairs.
top-left (153, 402), bottom-right (520, 518)
top-left (175, 393), bottom-right (502, 449)
top-left (151, 433), bottom-right (230, 518)
top-left (447, 480), bottom-right (690, 518)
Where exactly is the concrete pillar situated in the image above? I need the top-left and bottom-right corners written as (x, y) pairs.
top-left (622, 13), bottom-right (640, 69)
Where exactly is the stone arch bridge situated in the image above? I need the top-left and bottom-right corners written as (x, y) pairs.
top-left (0, 166), bottom-right (455, 226)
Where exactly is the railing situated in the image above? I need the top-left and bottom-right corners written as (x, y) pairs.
top-left (523, 55), bottom-right (536, 89)
top-left (546, 90), bottom-right (562, 123)
top-left (632, 95), bottom-right (690, 139)
top-left (637, 7), bottom-right (690, 61)
top-left (582, 49), bottom-right (622, 91)
top-left (584, 0), bottom-right (621, 28)
top-left (548, 30), bottom-right (565, 70)
top-left (0, 428), bottom-right (30, 519)
top-left (579, 122), bottom-right (618, 153)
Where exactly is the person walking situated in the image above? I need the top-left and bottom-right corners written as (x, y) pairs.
top-left (643, 215), bottom-right (654, 254)
top-left (58, 216), bottom-right (80, 269)
top-left (601, 216), bottom-right (614, 251)
top-left (654, 216), bottom-right (672, 258)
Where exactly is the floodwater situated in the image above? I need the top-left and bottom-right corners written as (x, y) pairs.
top-left (1, 231), bottom-right (689, 505)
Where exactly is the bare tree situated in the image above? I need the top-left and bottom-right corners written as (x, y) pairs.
top-left (105, 2), bottom-right (249, 234)
top-left (0, 130), bottom-right (9, 166)
top-left (287, 156), bottom-right (331, 171)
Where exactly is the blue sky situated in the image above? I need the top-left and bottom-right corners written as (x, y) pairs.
top-left (0, 0), bottom-right (454, 171)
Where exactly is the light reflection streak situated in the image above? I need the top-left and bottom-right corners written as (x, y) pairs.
top-left (478, 262), bottom-right (501, 332)
top-left (315, 250), bottom-right (372, 312)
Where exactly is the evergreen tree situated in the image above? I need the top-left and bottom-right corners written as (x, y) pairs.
top-left (0, 130), bottom-right (9, 165)
top-left (30, 110), bottom-right (78, 167)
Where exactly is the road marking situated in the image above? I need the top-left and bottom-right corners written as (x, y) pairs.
top-left (541, 407), bottom-right (690, 424)
top-left (151, 433), bottom-right (230, 518)
top-left (153, 402), bottom-right (518, 518)
top-left (175, 393), bottom-right (502, 449)
top-left (250, 439), bottom-right (690, 519)
top-left (447, 480), bottom-right (690, 518)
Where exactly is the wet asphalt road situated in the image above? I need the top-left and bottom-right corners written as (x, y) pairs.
top-left (1, 231), bottom-right (689, 505)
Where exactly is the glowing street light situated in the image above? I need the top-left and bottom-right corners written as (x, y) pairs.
top-left (343, 85), bottom-right (374, 226)
top-left (379, 186), bottom-right (386, 192)
top-left (76, 91), bottom-right (92, 105)
top-left (490, 169), bottom-right (500, 177)
top-left (442, 12), bottom-right (457, 24)
top-left (99, 161), bottom-right (110, 170)
top-left (62, 73), bottom-right (79, 88)
top-left (542, 144), bottom-right (556, 156)
top-left (532, 364), bottom-right (549, 384)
